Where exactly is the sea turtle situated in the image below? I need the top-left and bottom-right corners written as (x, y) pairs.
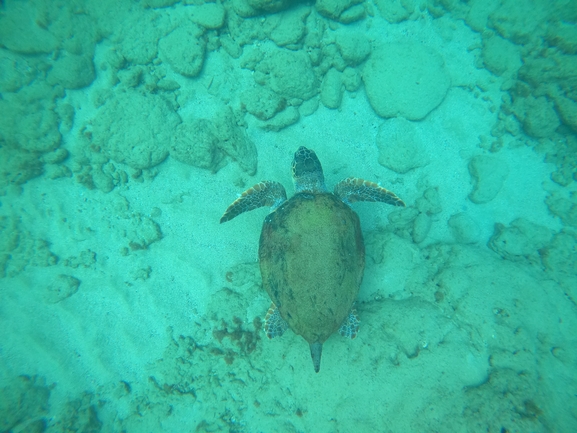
top-left (220, 147), bottom-right (405, 372)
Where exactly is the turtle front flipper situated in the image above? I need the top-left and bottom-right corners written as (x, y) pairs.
top-left (220, 181), bottom-right (287, 223)
top-left (264, 302), bottom-right (288, 338)
top-left (339, 308), bottom-right (360, 339)
top-left (334, 177), bottom-right (405, 207)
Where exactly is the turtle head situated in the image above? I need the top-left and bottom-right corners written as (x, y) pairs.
top-left (291, 147), bottom-right (327, 194)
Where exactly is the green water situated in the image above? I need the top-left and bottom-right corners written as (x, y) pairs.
top-left (1, 0), bottom-right (576, 431)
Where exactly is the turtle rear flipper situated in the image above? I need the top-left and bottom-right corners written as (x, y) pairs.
top-left (334, 177), bottom-right (405, 207)
top-left (339, 308), bottom-right (360, 339)
top-left (266, 304), bottom-right (325, 374)
top-left (220, 181), bottom-right (287, 223)
top-left (264, 302), bottom-right (288, 338)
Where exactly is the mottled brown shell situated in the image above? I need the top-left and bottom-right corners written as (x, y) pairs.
top-left (258, 192), bottom-right (365, 345)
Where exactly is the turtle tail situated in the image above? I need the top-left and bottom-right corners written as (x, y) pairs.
top-left (309, 342), bottom-right (323, 373)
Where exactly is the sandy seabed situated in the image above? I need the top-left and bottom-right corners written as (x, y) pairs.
top-left (1, 0), bottom-right (576, 432)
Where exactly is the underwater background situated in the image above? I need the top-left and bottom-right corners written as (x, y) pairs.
top-left (1, 0), bottom-right (576, 431)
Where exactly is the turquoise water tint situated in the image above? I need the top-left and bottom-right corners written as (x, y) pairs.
top-left (1, 0), bottom-right (576, 431)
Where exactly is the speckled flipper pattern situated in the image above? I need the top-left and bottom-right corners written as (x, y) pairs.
top-left (334, 177), bottom-right (405, 207)
top-left (338, 308), bottom-right (360, 339)
top-left (264, 302), bottom-right (288, 339)
top-left (220, 181), bottom-right (287, 223)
